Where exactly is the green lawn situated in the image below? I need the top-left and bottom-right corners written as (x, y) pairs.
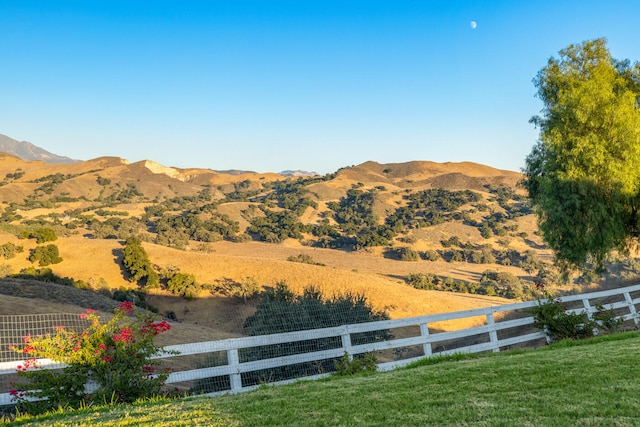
top-left (6, 331), bottom-right (640, 426)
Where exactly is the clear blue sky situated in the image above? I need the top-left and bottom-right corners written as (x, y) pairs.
top-left (2, 1), bottom-right (639, 174)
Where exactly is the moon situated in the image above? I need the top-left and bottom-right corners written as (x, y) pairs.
top-left (470, 20), bottom-right (477, 29)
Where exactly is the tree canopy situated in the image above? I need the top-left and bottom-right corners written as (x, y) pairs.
top-left (522, 38), bottom-right (640, 272)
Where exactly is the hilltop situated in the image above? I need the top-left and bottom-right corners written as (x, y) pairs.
top-left (0, 152), bottom-right (637, 340)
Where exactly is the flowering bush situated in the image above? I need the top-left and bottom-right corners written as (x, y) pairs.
top-left (531, 282), bottom-right (621, 342)
top-left (9, 301), bottom-right (174, 414)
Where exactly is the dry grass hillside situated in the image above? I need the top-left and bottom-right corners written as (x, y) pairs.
top-left (0, 155), bottom-right (638, 345)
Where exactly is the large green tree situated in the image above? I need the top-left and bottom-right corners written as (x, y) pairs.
top-left (522, 38), bottom-right (640, 272)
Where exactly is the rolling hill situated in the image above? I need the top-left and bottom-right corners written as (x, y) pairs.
top-left (0, 149), bottom-right (637, 343)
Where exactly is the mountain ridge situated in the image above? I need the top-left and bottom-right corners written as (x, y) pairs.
top-left (0, 134), bottom-right (79, 164)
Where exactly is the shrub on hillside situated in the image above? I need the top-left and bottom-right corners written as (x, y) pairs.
top-left (287, 253), bottom-right (326, 266)
top-left (0, 242), bottom-right (23, 259)
top-left (21, 227), bottom-right (57, 243)
top-left (28, 244), bottom-right (62, 266)
top-left (167, 272), bottom-right (200, 299)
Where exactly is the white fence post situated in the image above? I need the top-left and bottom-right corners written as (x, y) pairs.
top-left (227, 348), bottom-right (242, 393)
top-left (624, 292), bottom-right (638, 326)
top-left (419, 323), bottom-right (432, 356)
top-left (485, 312), bottom-right (500, 352)
top-left (341, 326), bottom-right (353, 360)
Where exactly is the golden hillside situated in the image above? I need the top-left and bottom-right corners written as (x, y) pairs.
top-left (0, 155), bottom-right (636, 341)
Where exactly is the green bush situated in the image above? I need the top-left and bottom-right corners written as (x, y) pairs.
top-left (334, 352), bottom-right (378, 376)
top-left (28, 244), bottom-right (62, 266)
top-left (21, 227), bottom-right (57, 243)
top-left (407, 273), bottom-right (437, 290)
top-left (531, 284), bottom-right (621, 342)
top-left (421, 250), bottom-right (440, 261)
top-left (0, 242), bottom-right (23, 259)
top-left (167, 272), bottom-right (200, 299)
top-left (287, 253), bottom-right (325, 266)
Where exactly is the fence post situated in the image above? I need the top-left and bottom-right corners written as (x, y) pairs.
top-left (485, 312), bottom-right (499, 352)
top-left (582, 298), bottom-right (593, 319)
top-left (419, 323), bottom-right (432, 357)
top-left (581, 298), bottom-right (600, 336)
top-left (624, 292), bottom-right (639, 326)
top-left (227, 348), bottom-right (242, 393)
top-left (341, 326), bottom-right (353, 360)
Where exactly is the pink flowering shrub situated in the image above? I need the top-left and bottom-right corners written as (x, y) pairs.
top-left (9, 302), bottom-right (175, 414)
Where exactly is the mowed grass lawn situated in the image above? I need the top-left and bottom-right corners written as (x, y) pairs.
top-left (7, 331), bottom-right (640, 426)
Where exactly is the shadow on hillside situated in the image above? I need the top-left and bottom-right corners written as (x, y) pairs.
top-left (524, 239), bottom-right (547, 250)
top-left (111, 247), bottom-right (127, 279)
top-left (451, 269), bottom-right (483, 282)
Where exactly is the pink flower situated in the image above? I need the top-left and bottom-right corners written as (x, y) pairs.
top-left (118, 301), bottom-right (134, 314)
top-left (80, 308), bottom-right (98, 319)
top-left (102, 356), bottom-right (113, 363)
top-left (113, 328), bottom-right (134, 344)
top-left (142, 321), bottom-right (171, 336)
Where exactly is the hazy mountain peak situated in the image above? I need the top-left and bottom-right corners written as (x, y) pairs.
top-left (279, 170), bottom-right (320, 177)
top-left (0, 134), bottom-right (78, 164)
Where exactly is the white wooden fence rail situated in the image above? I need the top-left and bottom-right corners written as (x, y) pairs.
top-left (2, 284), bottom-right (639, 406)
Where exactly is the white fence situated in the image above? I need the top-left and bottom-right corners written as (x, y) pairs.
top-left (2, 284), bottom-right (640, 405)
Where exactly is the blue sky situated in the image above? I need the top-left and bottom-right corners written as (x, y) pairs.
top-left (2, 1), bottom-right (639, 174)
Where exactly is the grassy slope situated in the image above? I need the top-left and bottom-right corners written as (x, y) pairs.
top-left (8, 331), bottom-right (640, 426)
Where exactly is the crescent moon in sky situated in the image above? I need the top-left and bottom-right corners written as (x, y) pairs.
top-left (470, 21), bottom-right (477, 29)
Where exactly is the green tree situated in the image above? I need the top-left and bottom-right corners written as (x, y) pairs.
top-left (226, 276), bottom-right (261, 304)
top-left (522, 38), bottom-right (640, 272)
top-left (167, 272), bottom-right (199, 298)
top-left (28, 244), bottom-right (62, 266)
top-left (122, 237), bottom-right (158, 287)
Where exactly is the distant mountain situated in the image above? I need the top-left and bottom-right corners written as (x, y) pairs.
top-left (0, 134), bottom-right (78, 164)
top-left (214, 169), bottom-right (257, 175)
top-left (279, 170), bottom-right (320, 177)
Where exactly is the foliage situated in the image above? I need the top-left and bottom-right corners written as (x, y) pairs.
top-left (21, 227), bottom-right (57, 243)
top-left (28, 244), bottom-right (63, 266)
top-left (334, 352), bottom-right (378, 376)
top-left (247, 209), bottom-right (307, 243)
top-left (166, 272), bottom-right (200, 299)
top-left (9, 302), bottom-right (173, 415)
top-left (262, 178), bottom-right (318, 216)
top-left (91, 217), bottom-right (143, 240)
top-left (0, 241), bottom-right (23, 259)
top-left (121, 237), bottom-right (159, 288)
top-left (326, 188), bottom-right (395, 248)
top-left (385, 247), bottom-right (420, 261)
top-left (244, 283), bottom-right (389, 337)
top-left (386, 189), bottom-right (481, 230)
top-left (407, 272), bottom-right (533, 300)
top-left (241, 283), bottom-right (389, 385)
top-left (531, 283), bottom-right (622, 341)
top-left (286, 253), bottom-right (325, 266)
top-left (522, 38), bottom-right (640, 272)
top-left (213, 277), bottom-right (261, 304)
top-left (11, 267), bottom-right (86, 288)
